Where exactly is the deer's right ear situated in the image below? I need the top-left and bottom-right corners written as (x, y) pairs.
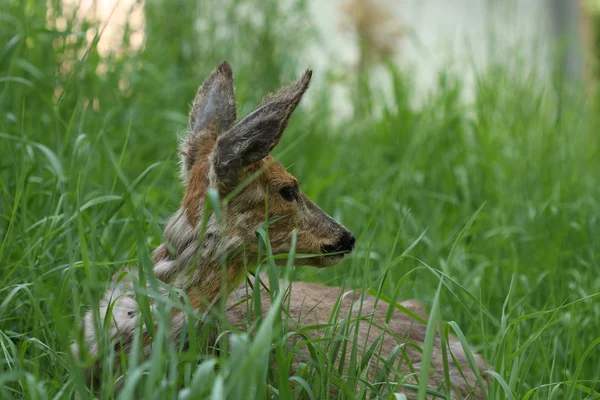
top-left (181, 61), bottom-right (236, 180)
top-left (212, 69), bottom-right (312, 190)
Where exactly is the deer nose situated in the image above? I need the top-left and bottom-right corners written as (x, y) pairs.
top-left (339, 230), bottom-right (355, 252)
top-left (322, 229), bottom-right (356, 255)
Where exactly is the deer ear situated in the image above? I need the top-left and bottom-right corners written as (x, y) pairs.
top-left (212, 69), bottom-right (312, 188)
top-left (189, 61), bottom-right (236, 134)
top-left (181, 61), bottom-right (236, 181)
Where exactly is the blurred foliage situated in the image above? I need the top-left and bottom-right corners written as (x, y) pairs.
top-left (1, 0), bottom-right (600, 398)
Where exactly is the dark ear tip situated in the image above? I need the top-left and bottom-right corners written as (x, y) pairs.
top-left (301, 69), bottom-right (313, 85)
top-left (216, 61), bottom-right (233, 78)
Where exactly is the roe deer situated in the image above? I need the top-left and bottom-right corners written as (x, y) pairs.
top-left (74, 61), bottom-right (489, 398)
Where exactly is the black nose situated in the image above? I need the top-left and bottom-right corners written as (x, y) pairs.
top-left (322, 230), bottom-right (355, 254)
top-left (341, 230), bottom-right (356, 252)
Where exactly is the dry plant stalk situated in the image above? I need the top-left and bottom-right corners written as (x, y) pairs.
top-left (339, 0), bottom-right (406, 69)
top-left (581, 0), bottom-right (599, 97)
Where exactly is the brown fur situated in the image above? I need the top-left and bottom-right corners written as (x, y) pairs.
top-left (227, 277), bottom-right (489, 399)
top-left (74, 62), bottom-right (489, 398)
top-left (182, 137), bottom-right (215, 225)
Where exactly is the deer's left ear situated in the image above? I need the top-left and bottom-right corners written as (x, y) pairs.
top-left (212, 69), bottom-right (312, 189)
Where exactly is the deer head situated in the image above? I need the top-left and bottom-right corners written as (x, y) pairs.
top-left (153, 62), bottom-right (354, 292)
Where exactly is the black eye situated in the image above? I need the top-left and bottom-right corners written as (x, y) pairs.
top-left (280, 186), bottom-right (299, 202)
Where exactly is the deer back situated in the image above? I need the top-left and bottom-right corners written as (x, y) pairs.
top-left (227, 276), bottom-right (489, 399)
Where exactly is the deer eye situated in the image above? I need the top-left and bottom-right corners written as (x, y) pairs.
top-left (280, 186), bottom-right (299, 202)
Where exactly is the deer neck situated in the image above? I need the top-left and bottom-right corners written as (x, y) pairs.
top-left (150, 206), bottom-right (246, 310)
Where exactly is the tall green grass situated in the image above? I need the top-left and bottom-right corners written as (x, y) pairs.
top-left (1, 0), bottom-right (600, 398)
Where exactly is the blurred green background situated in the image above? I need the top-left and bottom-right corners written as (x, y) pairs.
top-left (1, 0), bottom-right (600, 398)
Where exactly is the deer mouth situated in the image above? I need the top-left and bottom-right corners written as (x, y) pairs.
top-left (315, 232), bottom-right (356, 267)
top-left (272, 231), bottom-right (355, 267)
top-left (286, 251), bottom-right (348, 268)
